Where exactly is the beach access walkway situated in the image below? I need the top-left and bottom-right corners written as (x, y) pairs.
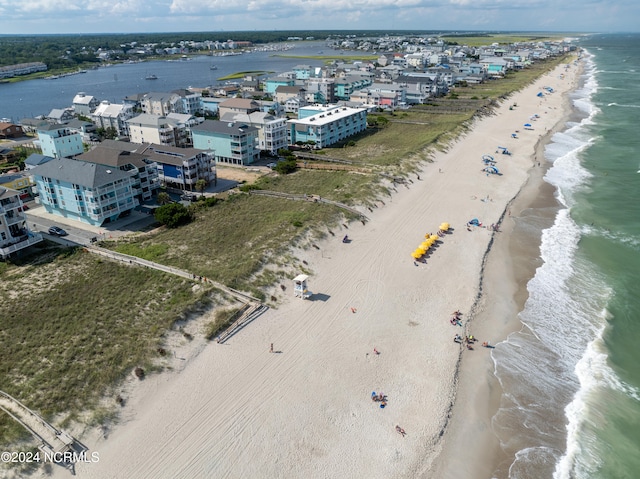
top-left (248, 189), bottom-right (369, 221)
top-left (84, 245), bottom-right (266, 341)
top-left (0, 390), bottom-right (86, 473)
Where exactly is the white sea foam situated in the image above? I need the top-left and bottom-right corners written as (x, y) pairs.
top-left (607, 102), bottom-right (640, 108)
top-left (492, 51), bottom-right (625, 478)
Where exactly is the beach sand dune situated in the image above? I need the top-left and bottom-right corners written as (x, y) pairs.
top-left (46, 61), bottom-right (579, 479)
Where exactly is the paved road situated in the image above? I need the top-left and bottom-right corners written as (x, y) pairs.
top-left (25, 205), bottom-right (157, 247)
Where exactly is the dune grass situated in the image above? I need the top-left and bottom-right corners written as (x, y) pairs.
top-left (0, 247), bottom-right (210, 448)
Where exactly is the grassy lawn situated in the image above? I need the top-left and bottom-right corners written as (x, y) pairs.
top-left (0, 53), bottom-right (571, 454)
top-left (217, 70), bottom-right (273, 81)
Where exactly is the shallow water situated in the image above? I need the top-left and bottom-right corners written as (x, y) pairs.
top-left (490, 33), bottom-right (640, 479)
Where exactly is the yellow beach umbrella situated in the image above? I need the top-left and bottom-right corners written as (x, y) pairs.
top-left (430, 234), bottom-right (439, 241)
top-left (412, 251), bottom-right (422, 259)
top-left (439, 222), bottom-right (449, 231)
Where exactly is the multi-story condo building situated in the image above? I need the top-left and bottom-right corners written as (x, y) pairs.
top-left (0, 62), bottom-right (47, 79)
top-left (134, 143), bottom-right (216, 191)
top-left (333, 74), bottom-right (374, 101)
top-left (172, 89), bottom-right (203, 115)
top-left (127, 114), bottom-right (182, 147)
top-left (0, 187), bottom-right (43, 259)
top-left (36, 124), bottom-right (84, 159)
top-left (165, 113), bottom-right (204, 148)
top-left (287, 105), bottom-right (367, 149)
top-left (140, 92), bottom-right (182, 117)
top-left (304, 78), bottom-right (336, 104)
top-left (77, 142), bottom-right (160, 202)
top-left (191, 120), bottom-right (260, 166)
top-left (220, 112), bottom-right (288, 155)
top-left (31, 157), bottom-right (139, 227)
top-left (91, 101), bottom-right (136, 137)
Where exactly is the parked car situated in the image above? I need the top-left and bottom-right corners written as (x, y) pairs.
top-left (48, 226), bottom-right (68, 236)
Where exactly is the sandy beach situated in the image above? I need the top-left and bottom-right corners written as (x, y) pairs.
top-left (43, 59), bottom-right (580, 479)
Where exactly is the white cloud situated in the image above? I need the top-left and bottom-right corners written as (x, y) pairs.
top-left (0, 0), bottom-right (638, 33)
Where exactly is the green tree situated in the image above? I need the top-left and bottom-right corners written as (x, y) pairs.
top-left (273, 158), bottom-right (297, 175)
top-left (156, 191), bottom-right (172, 205)
top-left (104, 127), bottom-right (118, 139)
top-left (195, 179), bottom-right (207, 198)
top-left (154, 203), bottom-right (192, 228)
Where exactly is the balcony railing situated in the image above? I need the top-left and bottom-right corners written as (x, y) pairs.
top-left (0, 233), bottom-right (43, 258)
top-left (4, 212), bottom-right (25, 226)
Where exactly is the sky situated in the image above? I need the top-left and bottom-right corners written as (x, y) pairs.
top-left (0, 0), bottom-right (638, 35)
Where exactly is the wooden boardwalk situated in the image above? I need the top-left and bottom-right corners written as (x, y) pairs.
top-left (0, 390), bottom-right (86, 472)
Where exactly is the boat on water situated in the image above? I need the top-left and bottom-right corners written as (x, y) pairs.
top-left (210, 65), bottom-right (217, 70)
top-left (145, 74), bottom-right (158, 80)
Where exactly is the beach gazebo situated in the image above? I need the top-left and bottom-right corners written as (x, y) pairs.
top-left (293, 274), bottom-right (311, 299)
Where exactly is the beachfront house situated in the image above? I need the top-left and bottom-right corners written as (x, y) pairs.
top-left (287, 104), bottom-right (367, 149)
top-left (31, 157), bottom-right (139, 226)
top-left (191, 120), bottom-right (260, 166)
top-left (36, 124), bottom-right (84, 159)
top-left (77, 142), bottom-right (160, 202)
top-left (0, 186), bottom-right (43, 259)
top-left (133, 143), bottom-right (216, 191)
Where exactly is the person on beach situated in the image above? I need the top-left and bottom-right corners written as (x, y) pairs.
top-left (270, 343), bottom-right (274, 353)
top-left (373, 348), bottom-right (380, 355)
top-left (396, 425), bottom-right (406, 437)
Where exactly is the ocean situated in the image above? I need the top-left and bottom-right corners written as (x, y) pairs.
top-left (490, 33), bottom-right (640, 478)
top-left (0, 41), bottom-right (328, 122)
